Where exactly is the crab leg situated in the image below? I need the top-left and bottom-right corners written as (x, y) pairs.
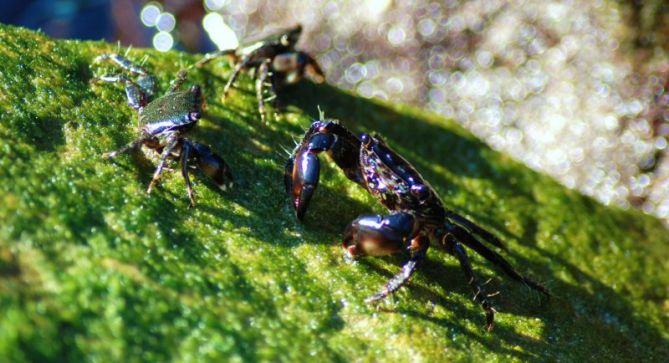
top-left (179, 140), bottom-right (196, 207)
top-left (450, 240), bottom-right (496, 331)
top-left (446, 211), bottom-right (507, 251)
top-left (94, 54), bottom-right (150, 76)
top-left (194, 49), bottom-right (237, 68)
top-left (169, 69), bottom-right (189, 93)
top-left (102, 136), bottom-right (151, 159)
top-left (147, 133), bottom-right (179, 195)
top-left (92, 75), bottom-right (149, 111)
top-left (366, 248), bottom-right (427, 303)
top-left (256, 59), bottom-right (272, 125)
top-left (299, 52), bottom-right (326, 84)
top-left (223, 55), bottom-right (251, 98)
top-left (447, 223), bottom-right (550, 297)
top-left (92, 53), bottom-right (156, 102)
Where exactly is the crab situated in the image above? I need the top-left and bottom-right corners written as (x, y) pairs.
top-left (195, 25), bottom-right (325, 124)
top-left (91, 53), bottom-right (233, 207)
top-left (285, 119), bottom-right (550, 330)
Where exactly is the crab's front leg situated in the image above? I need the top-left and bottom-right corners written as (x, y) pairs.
top-left (168, 69), bottom-right (189, 93)
top-left (91, 54), bottom-right (156, 107)
top-left (147, 132), bottom-right (180, 195)
top-left (223, 55), bottom-right (252, 99)
top-left (179, 139), bottom-right (197, 207)
top-left (284, 132), bottom-right (329, 220)
top-left (102, 136), bottom-right (151, 159)
top-left (297, 51), bottom-right (325, 84)
top-left (285, 122), bottom-right (363, 221)
top-left (341, 212), bottom-right (427, 302)
top-left (91, 74), bottom-right (149, 111)
top-left (194, 49), bottom-right (238, 69)
top-left (94, 53), bottom-right (150, 76)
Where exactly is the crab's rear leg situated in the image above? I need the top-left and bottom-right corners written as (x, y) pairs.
top-left (446, 211), bottom-right (507, 251)
top-left (447, 223), bottom-right (550, 297)
top-left (255, 59), bottom-right (273, 125)
top-left (448, 239), bottom-right (497, 331)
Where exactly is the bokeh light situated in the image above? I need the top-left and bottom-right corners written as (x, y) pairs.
top-left (153, 31), bottom-right (174, 52)
top-left (140, 2), bottom-right (178, 52)
top-left (140, 3), bottom-right (162, 27)
top-left (156, 13), bottom-right (176, 33)
top-left (202, 12), bottom-right (238, 50)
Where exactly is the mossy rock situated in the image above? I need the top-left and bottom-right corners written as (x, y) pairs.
top-left (1, 24), bottom-right (668, 362)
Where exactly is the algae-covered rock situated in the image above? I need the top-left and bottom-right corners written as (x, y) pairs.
top-left (0, 24), bottom-right (667, 362)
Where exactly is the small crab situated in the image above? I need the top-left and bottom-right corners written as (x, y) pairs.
top-left (285, 119), bottom-right (549, 330)
top-left (91, 53), bottom-right (233, 207)
top-left (195, 25), bottom-right (325, 124)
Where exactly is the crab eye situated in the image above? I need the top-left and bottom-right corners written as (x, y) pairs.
top-left (360, 133), bottom-right (373, 147)
top-left (189, 111), bottom-right (201, 120)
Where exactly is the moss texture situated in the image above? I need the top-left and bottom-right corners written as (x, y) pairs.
top-left (0, 24), bottom-right (668, 362)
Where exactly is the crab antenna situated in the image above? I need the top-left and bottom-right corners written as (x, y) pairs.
top-left (317, 105), bottom-right (326, 120)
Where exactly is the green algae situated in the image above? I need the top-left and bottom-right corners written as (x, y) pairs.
top-left (0, 24), bottom-right (668, 362)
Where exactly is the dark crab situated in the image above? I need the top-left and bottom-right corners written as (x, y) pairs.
top-left (285, 119), bottom-right (549, 330)
top-left (195, 25), bottom-right (325, 124)
top-left (91, 53), bottom-right (233, 207)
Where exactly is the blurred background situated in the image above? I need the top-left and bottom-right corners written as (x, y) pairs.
top-left (2, 0), bottom-right (669, 225)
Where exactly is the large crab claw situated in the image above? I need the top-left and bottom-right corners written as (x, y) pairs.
top-left (187, 141), bottom-right (234, 191)
top-left (342, 212), bottom-right (429, 303)
top-left (285, 132), bottom-right (334, 220)
top-left (285, 121), bottom-right (363, 221)
top-left (342, 212), bottom-right (418, 258)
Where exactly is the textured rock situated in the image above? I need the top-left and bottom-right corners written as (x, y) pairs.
top-left (0, 25), bottom-right (667, 362)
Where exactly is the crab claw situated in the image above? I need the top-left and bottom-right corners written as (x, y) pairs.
top-left (191, 142), bottom-right (234, 190)
top-left (288, 150), bottom-right (320, 221)
top-left (343, 213), bottom-right (417, 258)
top-left (285, 131), bottom-right (337, 221)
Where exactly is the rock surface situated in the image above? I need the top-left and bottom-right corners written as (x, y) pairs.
top-left (0, 25), bottom-right (667, 362)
